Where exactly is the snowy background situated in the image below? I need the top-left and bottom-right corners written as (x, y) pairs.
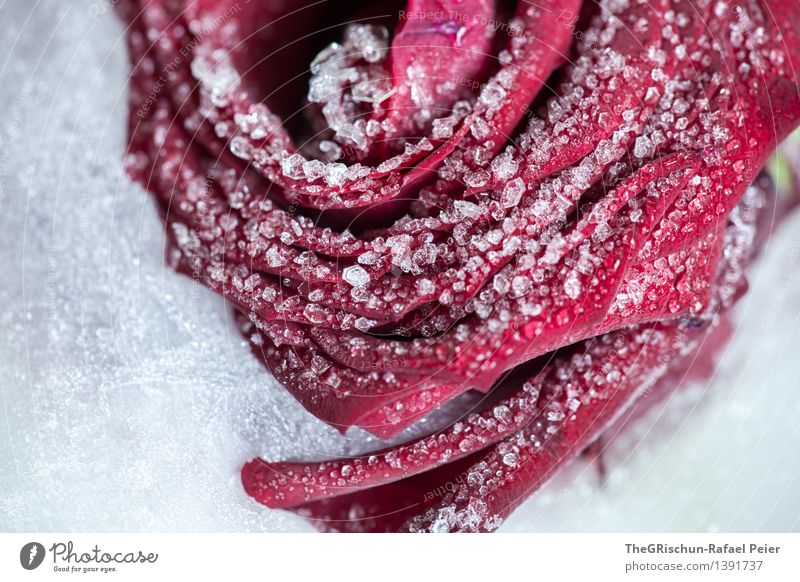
top-left (1, 0), bottom-right (799, 532)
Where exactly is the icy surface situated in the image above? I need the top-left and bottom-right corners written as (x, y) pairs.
top-left (0, 0), bottom-right (798, 532)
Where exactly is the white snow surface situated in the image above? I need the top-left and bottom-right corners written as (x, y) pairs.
top-left (1, 0), bottom-right (799, 532)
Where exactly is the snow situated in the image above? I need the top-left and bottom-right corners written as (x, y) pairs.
top-left (0, 0), bottom-right (798, 533)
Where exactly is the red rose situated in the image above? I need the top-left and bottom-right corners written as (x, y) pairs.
top-left (118, 0), bottom-right (800, 531)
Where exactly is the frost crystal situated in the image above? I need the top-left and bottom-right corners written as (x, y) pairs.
top-left (342, 265), bottom-right (370, 288)
top-left (501, 177), bottom-right (526, 208)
